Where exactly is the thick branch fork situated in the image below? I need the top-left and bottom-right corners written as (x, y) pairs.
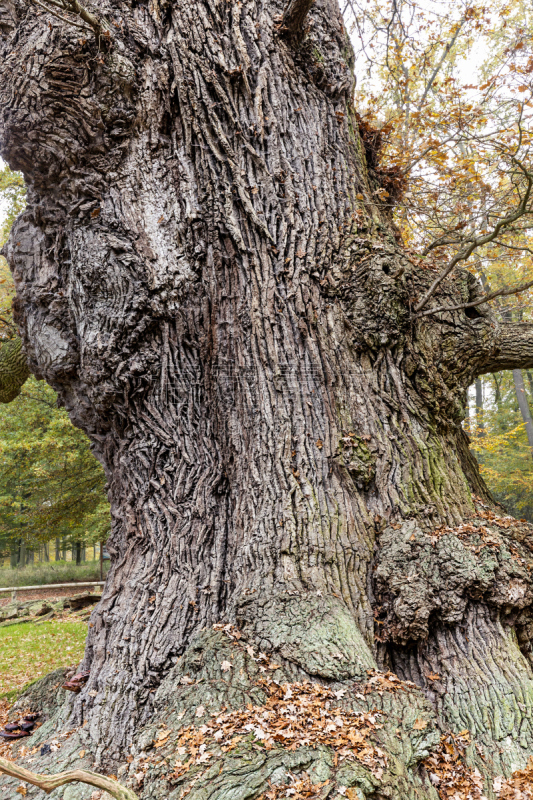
top-left (0, 757), bottom-right (138, 800)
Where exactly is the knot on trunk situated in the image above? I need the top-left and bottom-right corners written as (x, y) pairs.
top-left (236, 590), bottom-right (375, 681)
top-left (373, 514), bottom-right (533, 647)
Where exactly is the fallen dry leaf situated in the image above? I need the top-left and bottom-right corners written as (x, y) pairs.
top-left (167, 679), bottom-right (387, 787)
top-left (153, 729), bottom-right (171, 748)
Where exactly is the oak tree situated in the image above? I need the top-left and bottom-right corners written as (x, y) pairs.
top-left (1, 0), bottom-right (533, 797)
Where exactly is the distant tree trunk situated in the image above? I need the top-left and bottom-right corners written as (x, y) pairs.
top-left (493, 371), bottom-right (503, 407)
top-left (43, 542), bottom-right (49, 562)
top-left (55, 537), bottom-right (60, 561)
top-left (75, 541), bottom-right (82, 566)
top-left (475, 377), bottom-right (485, 436)
top-left (61, 536), bottom-right (66, 561)
top-left (2, 0), bottom-right (533, 790)
top-left (513, 368), bottom-right (533, 456)
top-left (9, 542), bottom-right (18, 569)
top-left (18, 540), bottom-right (26, 569)
top-left (527, 369), bottom-right (533, 399)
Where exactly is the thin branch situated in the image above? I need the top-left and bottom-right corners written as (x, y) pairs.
top-left (417, 17), bottom-right (466, 110)
top-left (32, 0), bottom-right (92, 31)
top-left (414, 157), bottom-right (533, 312)
top-left (0, 757), bottom-right (138, 800)
top-left (422, 228), bottom-right (467, 256)
top-left (413, 277), bottom-right (533, 319)
top-left (28, 0), bottom-right (109, 38)
top-left (279, 0), bottom-right (316, 43)
top-left (63, 0), bottom-right (108, 35)
top-left (400, 134), bottom-right (458, 176)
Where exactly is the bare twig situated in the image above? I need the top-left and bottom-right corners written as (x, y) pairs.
top-left (32, 0), bottom-right (92, 31)
top-left (414, 157), bottom-right (533, 312)
top-left (0, 756), bottom-right (138, 800)
top-left (279, 0), bottom-right (316, 43)
top-left (413, 277), bottom-right (533, 319)
top-left (417, 17), bottom-right (466, 110)
top-left (27, 0), bottom-right (109, 38)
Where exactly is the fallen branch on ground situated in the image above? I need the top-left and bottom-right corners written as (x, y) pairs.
top-left (0, 756), bottom-right (138, 799)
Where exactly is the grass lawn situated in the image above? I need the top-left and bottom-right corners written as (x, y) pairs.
top-left (0, 560), bottom-right (109, 588)
top-left (0, 620), bottom-right (87, 700)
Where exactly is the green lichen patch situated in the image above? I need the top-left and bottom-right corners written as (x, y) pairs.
top-left (334, 433), bottom-right (376, 490)
top-left (236, 592), bottom-right (376, 681)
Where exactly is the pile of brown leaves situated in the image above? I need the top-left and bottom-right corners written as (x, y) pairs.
top-left (426, 521), bottom-right (502, 554)
top-left (363, 669), bottom-right (418, 695)
top-left (166, 681), bottom-right (387, 787)
top-left (424, 732), bottom-right (486, 800)
top-left (258, 771), bottom-right (329, 800)
top-left (494, 758), bottom-right (533, 799)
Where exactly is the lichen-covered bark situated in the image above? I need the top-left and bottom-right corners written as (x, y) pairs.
top-left (1, 0), bottom-right (533, 795)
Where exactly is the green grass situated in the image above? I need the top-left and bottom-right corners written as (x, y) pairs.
top-left (0, 560), bottom-right (109, 588)
top-left (0, 619), bottom-right (87, 699)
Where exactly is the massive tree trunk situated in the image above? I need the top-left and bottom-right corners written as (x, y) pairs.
top-left (2, 0), bottom-right (533, 796)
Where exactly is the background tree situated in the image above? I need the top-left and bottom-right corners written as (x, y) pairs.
top-left (2, 1), bottom-right (533, 798)
top-left (346, 0), bottom-right (533, 518)
top-left (0, 377), bottom-right (110, 564)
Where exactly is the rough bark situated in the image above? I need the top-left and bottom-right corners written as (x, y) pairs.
top-left (1, 0), bottom-right (533, 796)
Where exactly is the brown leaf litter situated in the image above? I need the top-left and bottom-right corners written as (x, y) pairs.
top-left (423, 732), bottom-right (485, 800)
top-left (167, 680), bottom-right (387, 788)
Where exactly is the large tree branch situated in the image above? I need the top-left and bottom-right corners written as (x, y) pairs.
top-left (279, 0), bottom-right (316, 44)
top-left (414, 158), bottom-right (533, 312)
top-left (416, 17), bottom-right (466, 110)
top-left (0, 757), bottom-right (138, 799)
top-left (483, 322), bottom-right (533, 373)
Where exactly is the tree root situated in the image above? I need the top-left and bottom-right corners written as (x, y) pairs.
top-left (0, 756), bottom-right (138, 799)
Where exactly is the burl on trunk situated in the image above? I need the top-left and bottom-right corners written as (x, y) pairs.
top-left (2, 0), bottom-right (533, 795)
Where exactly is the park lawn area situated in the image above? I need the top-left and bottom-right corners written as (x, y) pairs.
top-left (0, 620), bottom-right (87, 700)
